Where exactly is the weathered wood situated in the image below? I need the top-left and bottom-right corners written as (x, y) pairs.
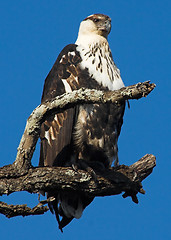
top-left (0, 154), bottom-right (156, 217)
top-left (0, 201), bottom-right (49, 218)
top-left (0, 82), bottom-right (156, 218)
top-left (13, 81), bottom-right (155, 170)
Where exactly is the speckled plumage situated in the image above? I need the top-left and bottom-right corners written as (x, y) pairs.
top-left (39, 14), bottom-right (125, 231)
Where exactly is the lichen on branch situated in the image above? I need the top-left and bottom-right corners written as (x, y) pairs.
top-left (0, 81), bottom-right (156, 218)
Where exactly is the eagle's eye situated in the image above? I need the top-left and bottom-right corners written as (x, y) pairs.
top-left (93, 18), bottom-right (100, 23)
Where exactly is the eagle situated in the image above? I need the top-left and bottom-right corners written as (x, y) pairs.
top-left (39, 13), bottom-right (125, 231)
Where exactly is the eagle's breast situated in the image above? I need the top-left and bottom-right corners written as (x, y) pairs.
top-left (72, 42), bottom-right (125, 166)
top-left (76, 42), bottom-right (125, 91)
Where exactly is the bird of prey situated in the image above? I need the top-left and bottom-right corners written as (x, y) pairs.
top-left (39, 13), bottom-right (125, 231)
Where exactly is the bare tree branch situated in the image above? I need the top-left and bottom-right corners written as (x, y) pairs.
top-left (0, 154), bottom-right (156, 217)
top-left (0, 82), bottom-right (156, 218)
top-left (0, 154), bottom-right (155, 197)
top-left (13, 81), bottom-right (155, 170)
top-left (0, 201), bottom-right (49, 218)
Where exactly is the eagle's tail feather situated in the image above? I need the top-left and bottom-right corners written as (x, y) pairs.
top-left (48, 191), bottom-right (93, 231)
top-left (56, 211), bottom-right (73, 232)
top-left (59, 192), bottom-right (84, 219)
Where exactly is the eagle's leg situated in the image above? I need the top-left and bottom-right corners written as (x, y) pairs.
top-left (70, 158), bottom-right (97, 180)
top-left (77, 159), bottom-right (98, 180)
top-left (114, 155), bottom-right (119, 167)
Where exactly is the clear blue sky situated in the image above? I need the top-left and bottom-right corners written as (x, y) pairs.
top-left (0, 0), bottom-right (170, 239)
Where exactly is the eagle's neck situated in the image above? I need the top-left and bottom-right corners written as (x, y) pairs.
top-left (75, 34), bottom-right (125, 91)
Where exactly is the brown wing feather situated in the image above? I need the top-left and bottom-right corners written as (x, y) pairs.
top-left (39, 44), bottom-right (81, 168)
top-left (39, 109), bottom-right (75, 167)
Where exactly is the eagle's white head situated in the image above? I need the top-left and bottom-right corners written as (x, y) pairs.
top-left (75, 14), bottom-right (111, 45)
top-left (78, 14), bottom-right (111, 37)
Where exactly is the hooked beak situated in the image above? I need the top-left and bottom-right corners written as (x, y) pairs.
top-left (99, 19), bottom-right (111, 36)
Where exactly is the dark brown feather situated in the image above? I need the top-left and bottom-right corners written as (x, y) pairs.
top-left (39, 43), bottom-right (125, 230)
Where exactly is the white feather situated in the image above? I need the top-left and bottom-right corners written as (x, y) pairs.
top-left (62, 79), bottom-right (72, 92)
top-left (76, 42), bottom-right (124, 91)
top-left (44, 130), bottom-right (51, 146)
top-left (75, 24), bottom-right (125, 90)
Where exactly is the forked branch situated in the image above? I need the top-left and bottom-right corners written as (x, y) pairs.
top-left (0, 81), bottom-right (156, 218)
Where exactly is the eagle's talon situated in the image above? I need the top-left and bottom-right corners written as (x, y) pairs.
top-left (76, 159), bottom-right (97, 180)
top-left (86, 167), bottom-right (97, 180)
top-left (71, 163), bottom-right (78, 171)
